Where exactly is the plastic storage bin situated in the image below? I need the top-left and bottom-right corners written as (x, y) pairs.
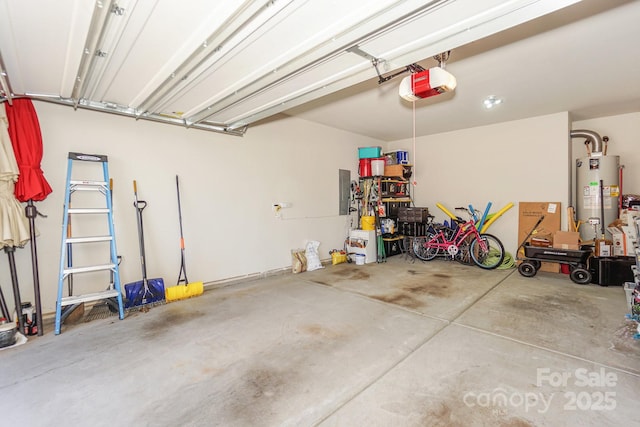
top-left (625, 282), bottom-right (635, 309)
top-left (398, 207), bottom-right (430, 223)
top-left (383, 237), bottom-right (403, 257)
top-left (358, 146), bottom-right (382, 159)
top-left (371, 157), bottom-right (385, 176)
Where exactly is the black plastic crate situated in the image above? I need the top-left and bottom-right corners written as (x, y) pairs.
top-left (383, 238), bottom-right (403, 257)
top-left (399, 221), bottom-right (428, 237)
top-left (383, 201), bottom-right (410, 218)
top-left (398, 207), bottom-right (430, 223)
top-left (380, 180), bottom-right (409, 197)
top-left (589, 256), bottom-right (635, 286)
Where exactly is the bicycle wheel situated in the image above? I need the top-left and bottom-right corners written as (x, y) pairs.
top-left (470, 233), bottom-right (505, 269)
top-left (455, 235), bottom-right (474, 265)
top-left (413, 232), bottom-right (439, 261)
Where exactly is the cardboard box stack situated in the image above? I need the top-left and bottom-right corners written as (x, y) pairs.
top-left (607, 209), bottom-right (640, 256)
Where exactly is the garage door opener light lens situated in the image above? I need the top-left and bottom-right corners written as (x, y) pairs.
top-left (483, 95), bottom-right (503, 109)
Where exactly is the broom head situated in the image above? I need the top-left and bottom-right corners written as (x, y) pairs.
top-left (165, 281), bottom-right (204, 302)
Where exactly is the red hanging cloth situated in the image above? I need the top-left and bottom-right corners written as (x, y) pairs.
top-left (4, 99), bottom-right (52, 202)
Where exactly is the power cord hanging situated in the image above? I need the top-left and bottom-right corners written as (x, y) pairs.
top-left (412, 98), bottom-right (417, 187)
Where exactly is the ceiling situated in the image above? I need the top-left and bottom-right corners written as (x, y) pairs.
top-left (1, 0), bottom-right (638, 141)
top-left (285, 0), bottom-right (640, 141)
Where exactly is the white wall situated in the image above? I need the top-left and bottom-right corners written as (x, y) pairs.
top-left (387, 111), bottom-right (640, 256)
top-left (1, 102), bottom-right (381, 314)
top-left (3, 103), bottom-right (637, 317)
top-left (387, 112), bottom-right (572, 255)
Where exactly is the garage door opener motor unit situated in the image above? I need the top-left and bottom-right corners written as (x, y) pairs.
top-left (399, 66), bottom-right (457, 101)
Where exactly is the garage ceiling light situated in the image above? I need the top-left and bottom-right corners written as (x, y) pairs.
top-left (483, 95), bottom-right (503, 109)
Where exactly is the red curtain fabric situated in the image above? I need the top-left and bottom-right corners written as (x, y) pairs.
top-left (5, 99), bottom-right (52, 202)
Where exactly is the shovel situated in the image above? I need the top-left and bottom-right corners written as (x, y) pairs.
top-left (124, 180), bottom-right (165, 308)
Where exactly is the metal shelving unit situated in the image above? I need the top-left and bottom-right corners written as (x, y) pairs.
top-left (624, 216), bottom-right (640, 339)
top-left (358, 175), bottom-right (412, 261)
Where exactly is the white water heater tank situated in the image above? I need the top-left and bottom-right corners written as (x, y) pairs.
top-left (575, 154), bottom-right (620, 241)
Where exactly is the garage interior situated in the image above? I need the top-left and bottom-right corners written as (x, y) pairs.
top-left (1, 1), bottom-right (639, 426)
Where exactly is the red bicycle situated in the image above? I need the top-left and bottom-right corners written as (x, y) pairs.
top-left (413, 208), bottom-right (505, 269)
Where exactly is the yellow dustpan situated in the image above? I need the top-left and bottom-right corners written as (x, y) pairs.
top-left (166, 175), bottom-right (203, 302)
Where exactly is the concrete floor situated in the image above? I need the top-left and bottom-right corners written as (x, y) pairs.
top-left (1, 255), bottom-right (639, 426)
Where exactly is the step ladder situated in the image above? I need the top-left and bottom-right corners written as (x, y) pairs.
top-left (55, 152), bottom-right (125, 335)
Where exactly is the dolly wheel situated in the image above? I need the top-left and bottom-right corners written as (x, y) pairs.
top-left (518, 261), bottom-right (537, 278)
top-left (570, 268), bottom-right (591, 285)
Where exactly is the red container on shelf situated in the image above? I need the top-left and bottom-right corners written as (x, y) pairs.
top-left (359, 158), bottom-right (372, 177)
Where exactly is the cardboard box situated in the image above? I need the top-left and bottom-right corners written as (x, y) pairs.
top-left (598, 243), bottom-right (611, 257)
top-left (384, 164), bottom-right (412, 179)
top-left (518, 202), bottom-right (562, 273)
top-left (621, 224), bottom-right (637, 244)
top-left (608, 226), bottom-right (634, 256)
top-left (608, 226), bottom-right (625, 256)
top-left (553, 231), bottom-right (580, 250)
top-left (620, 209), bottom-right (640, 226)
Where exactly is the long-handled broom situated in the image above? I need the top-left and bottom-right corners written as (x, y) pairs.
top-left (165, 175), bottom-right (203, 302)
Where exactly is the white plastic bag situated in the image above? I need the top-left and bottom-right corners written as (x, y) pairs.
top-left (305, 240), bottom-right (324, 271)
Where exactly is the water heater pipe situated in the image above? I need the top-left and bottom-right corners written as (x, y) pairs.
top-left (569, 128), bottom-right (604, 210)
top-left (570, 129), bottom-right (603, 154)
top-left (599, 179), bottom-right (605, 237)
top-left (619, 165), bottom-right (624, 211)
